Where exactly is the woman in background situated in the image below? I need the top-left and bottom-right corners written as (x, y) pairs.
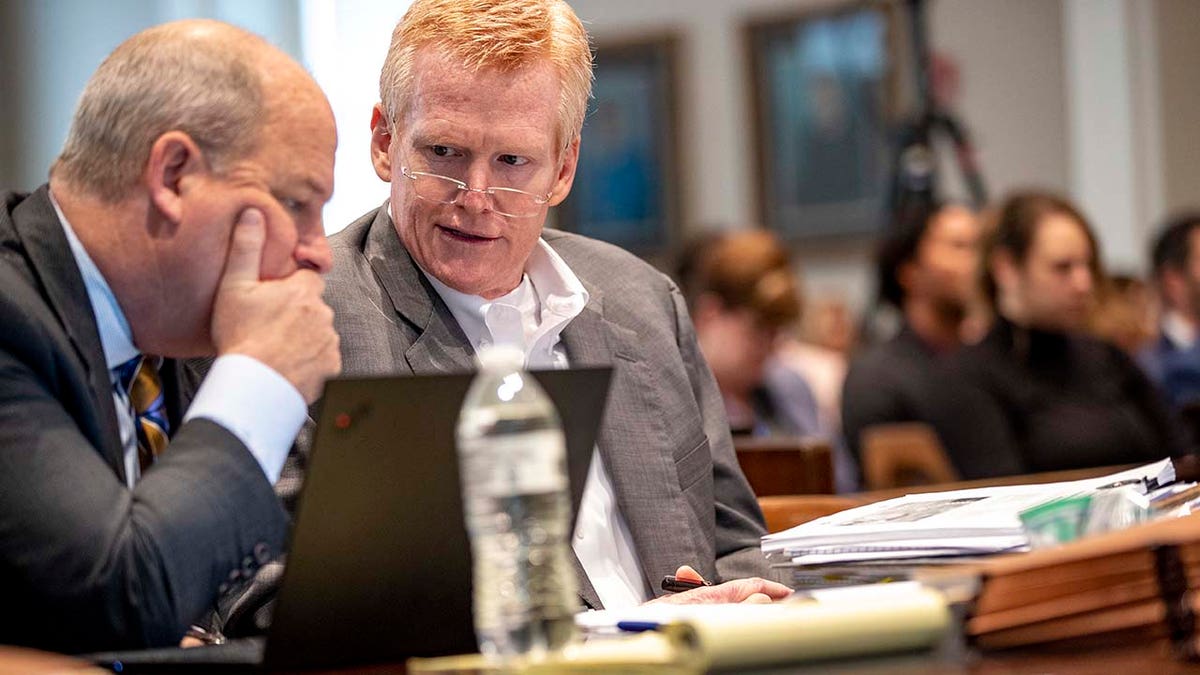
top-left (940, 191), bottom-right (1189, 477)
top-left (677, 230), bottom-right (858, 492)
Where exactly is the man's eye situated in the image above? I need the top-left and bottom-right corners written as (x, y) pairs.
top-left (281, 198), bottom-right (305, 213)
top-left (498, 154), bottom-right (529, 167)
top-left (431, 145), bottom-right (454, 157)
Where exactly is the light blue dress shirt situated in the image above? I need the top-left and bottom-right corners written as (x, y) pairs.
top-left (51, 192), bottom-right (304, 488)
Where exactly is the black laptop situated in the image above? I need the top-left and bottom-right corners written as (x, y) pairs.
top-left (88, 367), bottom-right (612, 672)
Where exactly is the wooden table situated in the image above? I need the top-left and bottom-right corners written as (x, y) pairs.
top-left (9, 638), bottom-right (1200, 674)
top-left (0, 646), bottom-right (103, 674)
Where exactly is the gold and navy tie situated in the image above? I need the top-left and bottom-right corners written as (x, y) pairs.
top-left (114, 355), bottom-right (170, 470)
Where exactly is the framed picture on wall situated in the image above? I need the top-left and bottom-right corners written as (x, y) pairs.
top-left (557, 35), bottom-right (680, 256)
top-left (746, 4), bottom-right (897, 239)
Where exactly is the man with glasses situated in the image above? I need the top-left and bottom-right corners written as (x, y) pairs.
top-left (324, 0), bottom-right (788, 610)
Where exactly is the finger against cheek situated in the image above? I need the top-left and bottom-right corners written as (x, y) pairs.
top-left (222, 208), bottom-right (267, 285)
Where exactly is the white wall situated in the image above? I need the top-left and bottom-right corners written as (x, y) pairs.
top-left (1, 1), bottom-right (301, 190)
top-left (1156, 0), bottom-right (1200, 219)
top-left (301, 0), bottom-right (413, 233)
top-left (568, 0), bottom-right (1070, 313)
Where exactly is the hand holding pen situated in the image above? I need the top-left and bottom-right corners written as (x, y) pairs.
top-left (662, 565), bottom-right (713, 592)
top-left (651, 564), bottom-right (792, 605)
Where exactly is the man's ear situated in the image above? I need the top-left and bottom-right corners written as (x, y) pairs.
top-left (546, 136), bottom-right (580, 207)
top-left (144, 131), bottom-right (207, 224)
top-left (370, 104), bottom-right (395, 183)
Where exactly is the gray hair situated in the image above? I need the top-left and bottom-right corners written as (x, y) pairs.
top-left (52, 21), bottom-right (266, 201)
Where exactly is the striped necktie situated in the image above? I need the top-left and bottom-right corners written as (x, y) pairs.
top-left (114, 355), bottom-right (170, 470)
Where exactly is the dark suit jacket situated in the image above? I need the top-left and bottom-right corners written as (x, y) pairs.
top-left (324, 206), bottom-right (773, 609)
top-left (0, 187), bottom-right (288, 653)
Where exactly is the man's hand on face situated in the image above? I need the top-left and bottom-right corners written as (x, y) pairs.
top-left (646, 565), bottom-right (793, 605)
top-left (211, 208), bottom-right (341, 403)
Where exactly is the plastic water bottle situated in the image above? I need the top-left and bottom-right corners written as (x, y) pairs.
top-left (455, 345), bottom-right (578, 659)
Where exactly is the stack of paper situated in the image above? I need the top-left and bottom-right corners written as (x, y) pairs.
top-left (762, 460), bottom-right (1175, 576)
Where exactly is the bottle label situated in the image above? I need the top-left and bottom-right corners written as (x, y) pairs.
top-left (460, 429), bottom-right (569, 496)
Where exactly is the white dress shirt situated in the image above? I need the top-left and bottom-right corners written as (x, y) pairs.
top-left (422, 238), bottom-right (650, 609)
top-left (51, 193), bottom-right (304, 488)
top-left (1162, 310), bottom-right (1197, 351)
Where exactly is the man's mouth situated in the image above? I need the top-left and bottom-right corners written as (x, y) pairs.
top-left (436, 224), bottom-right (498, 243)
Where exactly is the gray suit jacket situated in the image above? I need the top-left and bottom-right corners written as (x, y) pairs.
top-left (324, 206), bottom-right (772, 609)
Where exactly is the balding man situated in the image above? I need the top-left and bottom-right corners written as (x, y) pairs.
top-left (0, 20), bottom-right (339, 652)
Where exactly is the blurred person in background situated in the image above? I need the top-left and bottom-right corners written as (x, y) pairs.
top-left (939, 191), bottom-right (1189, 478)
top-left (775, 306), bottom-right (849, 448)
top-left (1140, 213), bottom-right (1200, 409)
top-left (678, 230), bottom-right (858, 492)
top-left (1090, 273), bottom-right (1156, 355)
top-left (841, 201), bottom-right (982, 464)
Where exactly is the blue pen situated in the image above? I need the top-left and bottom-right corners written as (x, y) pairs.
top-left (616, 620), bottom-right (661, 633)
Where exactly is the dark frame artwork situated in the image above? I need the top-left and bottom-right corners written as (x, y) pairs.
top-left (746, 3), bottom-right (896, 239)
top-left (557, 35), bottom-right (680, 255)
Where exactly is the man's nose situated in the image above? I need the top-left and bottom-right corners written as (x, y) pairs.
top-left (1073, 266), bottom-right (1093, 295)
top-left (457, 186), bottom-right (492, 215)
top-left (297, 231), bottom-right (333, 274)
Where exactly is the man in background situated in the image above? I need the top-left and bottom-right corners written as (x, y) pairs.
top-left (0, 20), bottom-right (340, 652)
top-left (1141, 213), bottom-right (1200, 408)
top-left (841, 202), bottom-right (980, 464)
top-left (325, 0), bottom-right (789, 609)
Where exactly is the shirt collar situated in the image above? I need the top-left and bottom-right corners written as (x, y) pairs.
top-left (420, 238), bottom-right (590, 358)
top-left (1162, 310), bottom-right (1197, 350)
top-left (49, 190), bottom-right (139, 371)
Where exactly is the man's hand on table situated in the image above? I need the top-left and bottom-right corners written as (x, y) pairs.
top-left (646, 565), bottom-right (793, 605)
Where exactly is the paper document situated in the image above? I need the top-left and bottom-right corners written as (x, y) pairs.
top-left (574, 582), bottom-right (949, 670)
top-left (763, 459), bottom-right (1174, 566)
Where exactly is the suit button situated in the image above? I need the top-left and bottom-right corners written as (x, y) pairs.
top-left (254, 543), bottom-right (271, 565)
top-left (218, 582), bottom-right (230, 594)
top-left (228, 569), bottom-right (241, 582)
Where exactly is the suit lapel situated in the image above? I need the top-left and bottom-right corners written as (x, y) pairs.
top-left (361, 208), bottom-right (475, 374)
top-left (11, 187), bottom-right (127, 482)
top-left (560, 291), bottom-right (702, 600)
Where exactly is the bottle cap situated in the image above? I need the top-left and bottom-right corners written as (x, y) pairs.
top-left (475, 343), bottom-right (525, 371)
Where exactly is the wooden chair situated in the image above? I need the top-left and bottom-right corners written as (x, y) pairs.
top-left (858, 422), bottom-right (959, 490)
top-left (733, 435), bottom-right (834, 497)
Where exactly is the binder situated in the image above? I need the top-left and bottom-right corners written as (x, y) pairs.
top-left (966, 512), bottom-right (1200, 658)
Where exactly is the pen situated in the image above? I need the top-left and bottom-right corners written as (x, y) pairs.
top-left (616, 620), bottom-right (661, 633)
top-left (661, 575), bottom-right (713, 593)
